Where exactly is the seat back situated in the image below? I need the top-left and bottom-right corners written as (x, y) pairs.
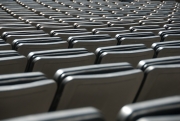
top-left (137, 115), bottom-right (180, 121)
top-left (135, 64), bottom-right (180, 102)
top-left (4, 107), bottom-right (104, 121)
top-left (95, 44), bottom-right (153, 67)
top-left (118, 96), bottom-right (180, 121)
top-left (0, 72), bottom-right (57, 120)
top-left (12, 37), bottom-right (68, 56)
top-left (55, 68), bottom-right (143, 121)
top-left (27, 48), bottom-right (95, 78)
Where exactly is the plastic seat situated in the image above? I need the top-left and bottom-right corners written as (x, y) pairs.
top-left (68, 34), bottom-right (117, 52)
top-left (95, 44), bottom-right (153, 67)
top-left (12, 37), bottom-right (68, 56)
top-left (159, 29), bottom-right (180, 41)
top-left (0, 24), bottom-right (36, 35)
top-left (152, 40), bottom-right (180, 58)
top-left (135, 56), bottom-right (180, 101)
top-left (0, 50), bottom-right (26, 74)
top-left (0, 72), bottom-right (56, 120)
top-left (92, 27), bottom-right (128, 37)
top-left (118, 96), bottom-right (180, 121)
top-left (51, 29), bottom-right (92, 41)
top-left (26, 48), bottom-right (95, 78)
top-left (0, 39), bottom-right (11, 50)
top-left (52, 62), bottom-right (143, 121)
top-left (2, 30), bottom-right (49, 44)
top-left (107, 20), bottom-right (140, 29)
top-left (116, 32), bottom-right (160, 47)
top-left (74, 22), bottom-right (107, 31)
top-left (137, 115), bottom-right (180, 121)
top-left (37, 23), bottom-right (73, 34)
top-left (4, 107), bottom-right (104, 121)
top-left (130, 25), bottom-right (165, 35)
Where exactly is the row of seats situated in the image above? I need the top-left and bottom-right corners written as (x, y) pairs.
top-left (1, 42), bottom-right (180, 78)
top-left (0, 0), bottom-right (179, 120)
top-left (0, 0), bottom-right (179, 79)
top-left (5, 30), bottom-right (180, 54)
top-left (3, 95), bottom-right (180, 121)
top-left (0, 55), bottom-right (180, 120)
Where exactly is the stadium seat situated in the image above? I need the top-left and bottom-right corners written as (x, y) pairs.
top-left (51, 29), bottom-right (92, 41)
top-left (52, 62), bottom-right (143, 121)
top-left (116, 32), bottom-right (160, 47)
top-left (135, 56), bottom-right (180, 101)
top-left (92, 27), bottom-right (128, 37)
top-left (0, 39), bottom-right (11, 50)
top-left (26, 48), bottom-right (95, 78)
top-left (0, 72), bottom-right (57, 119)
top-left (68, 34), bottom-right (117, 52)
top-left (12, 37), bottom-right (68, 56)
top-left (137, 115), bottom-right (180, 121)
top-left (2, 30), bottom-right (49, 44)
top-left (3, 107), bottom-right (104, 121)
top-left (95, 44), bottom-right (153, 67)
top-left (152, 40), bottom-right (180, 58)
top-left (130, 25), bottom-right (165, 35)
top-left (0, 50), bottom-right (26, 74)
top-left (0, 0), bottom-right (179, 120)
top-left (118, 96), bottom-right (180, 121)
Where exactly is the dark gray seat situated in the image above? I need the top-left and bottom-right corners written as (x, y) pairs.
top-left (12, 37), bottom-right (68, 56)
top-left (39, 12), bottom-right (66, 18)
top-left (168, 18), bottom-right (180, 23)
top-left (32, 9), bottom-right (57, 14)
top-left (145, 15), bottom-right (169, 20)
top-left (0, 39), bottom-right (11, 50)
top-left (0, 19), bottom-right (23, 23)
top-left (137, 115), bottom-right (180, 121)
top-left (25, 19), bottom-right (56, 25)
top-left (3, 107), bottom-right (104, 121)
top-left (76, 14), bottom-right (100, 19)
top-left (18, 16), bottom-right (48, 21)
top-left (118, 16), bottom-right (144, 22)
top-left (0, 72), bottom-right (56, 120)
top-left (26, 48), bottom-right (95, 78)
top-left (137, 56), bottom-right (180, 71)
top-left (92, 27), bottom-right (128, 37)
top-left (36, 23), bottom-right (73, 34)
top-left (49, 15), bottom-right (73, 21)
top-left (90, 17), bottom-right (117, 24)
top-left (164, 33), bottom-right (180, 41)
top-left (50, 29), bottom-right (92, 41)
top-left (0, 50), bottom-right (26, 74)
top-left (2, 30), bottom-right (49, 44)
top-left (12, 13), bottom-right (41, 19)
top-left (103, 14), bottom-right (124, 19)
top-left (130, 25), bottom-right (165, 35)
top-left (159, 29), bottom-right (180, 41)
top-left (118, 96), bottom-right (180, 121)
top-left (89, 11), bottom-right (112, 16)
top-left (139, 19), bottom-right (168, 27)
top-left (68, 34), bottom-right (117, 52)
top-left (74, 22), bottom-right (107, 31)
top-left (0, 24), bottom-right (36, 36)
top-left (52, 62), bottom-right (143, 121)
top-left (152, 40), bottom-right (180, 58)
top-left (95, 44), bottom-right (153, 67)
top-left (107, 20), bottom-right (139, 29)
top-left (164, 23), bottom-right (180, 30)
top-left (116, 32), bottom-right (160, 47)
top-left (135, 56), bottom-right (180, 102)
top-left (36, 23), bottom-right (69, 28)
top-left (59, 18), bottom-right (88, 25)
